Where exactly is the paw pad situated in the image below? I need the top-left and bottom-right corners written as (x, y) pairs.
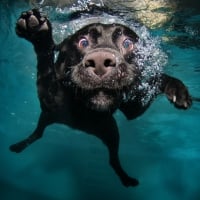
top-left (16, 9), bottom-right (50, 39)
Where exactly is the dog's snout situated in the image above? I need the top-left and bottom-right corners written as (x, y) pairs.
top-left (84, 51), bottom-right (116, 76)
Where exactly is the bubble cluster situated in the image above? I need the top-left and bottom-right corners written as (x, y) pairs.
top-left (132, 26), bottom-right (167, 105)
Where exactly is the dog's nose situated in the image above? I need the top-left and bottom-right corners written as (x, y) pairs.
top-left (84, 51), bottom-right (116, 76)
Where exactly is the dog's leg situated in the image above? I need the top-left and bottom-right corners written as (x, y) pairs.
top-left (16, 9), bottom-right (57, 109)
top-left (10, 112), bottom-right (54, 153)
top-left (96, 116), bottom-right (139, 187)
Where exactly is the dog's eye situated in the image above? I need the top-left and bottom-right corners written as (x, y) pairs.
top-left (122, 39), bottom-right (134, 51)
top-left (78, 38), bottom-right (89, 48)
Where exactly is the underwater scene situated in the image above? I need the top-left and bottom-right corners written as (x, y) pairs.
top-left (0, 0), bottom-right (200, 199)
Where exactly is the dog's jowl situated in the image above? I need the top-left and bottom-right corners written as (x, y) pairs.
top-left (10, 9), bottom-right (192, 187)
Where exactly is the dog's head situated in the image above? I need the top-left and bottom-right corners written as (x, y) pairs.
top-left (55, 23), bottom-right (140, 112)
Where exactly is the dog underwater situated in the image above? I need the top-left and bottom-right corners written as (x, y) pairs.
top-left (10, 5), bottom-right (192, 187)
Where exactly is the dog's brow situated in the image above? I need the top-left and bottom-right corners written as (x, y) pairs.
top-left (88, 27), bottom-right (101, 37)
top-left (112, 27), bottom-right (123, 42)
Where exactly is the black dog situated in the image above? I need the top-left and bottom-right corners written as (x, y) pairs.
top-left (10, 9), bottom-right (192, 187)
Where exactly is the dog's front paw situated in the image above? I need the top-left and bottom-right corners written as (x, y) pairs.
top-left (16, 9), bottom-right (51, 42)
top-left (164, 79), bottom-right (192, 109)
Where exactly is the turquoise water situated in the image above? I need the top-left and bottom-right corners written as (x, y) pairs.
top-left (0, 1), bottom-right (200, 200)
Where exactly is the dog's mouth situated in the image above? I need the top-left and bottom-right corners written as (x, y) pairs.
top-left (82, 88), bottom-right (121, 112)
top-left (70, 62), bottom-right (137, 90)
top-left (63, 61), bottom-right (138, 112)
top-left (62, 48), bottom-right (139, 111)
top-left (68, 61), bottom-right (136, 111)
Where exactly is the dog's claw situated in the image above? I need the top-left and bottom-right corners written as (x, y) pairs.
top-left (173, 95), bottom-right (176, 103)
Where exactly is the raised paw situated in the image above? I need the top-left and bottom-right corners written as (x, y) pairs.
top-left (16, 9), bottom-right (51, 42)
top-left (164, 79), bottom-right (192, 109)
